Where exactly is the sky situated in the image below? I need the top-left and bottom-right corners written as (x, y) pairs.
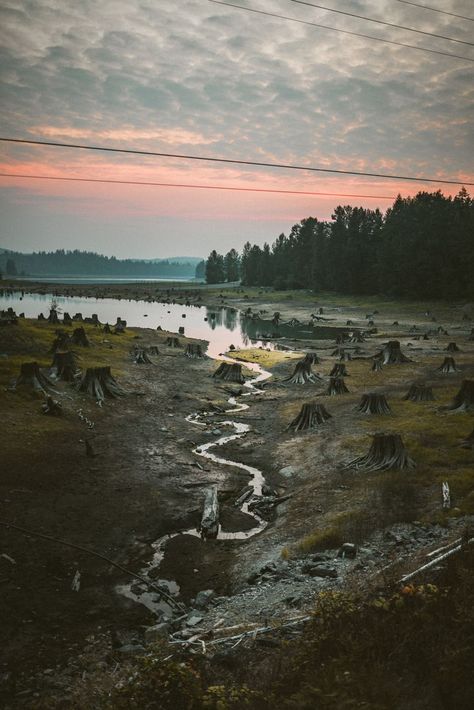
top-left (0, 0), bottom-right (473, 259)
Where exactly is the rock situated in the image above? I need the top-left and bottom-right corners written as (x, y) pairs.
top-left (338, 543), bottom-right (357, 559)
top-left (211, 429), bottom-right (222, 436)
top-left (186, 613), bottom-right (204, 627)
top-left (118, 644), bottom-right (146, 656)
top-left (302, 563), bottom-right (338, 579)
top-left (145, 623), bottom-right (170, 644)
top-left (279, 465), bottom-right (297, 479)
top-left (194, 589), bottom-right (216, 610)
top-left (310, 553), bottom-right (330, 563)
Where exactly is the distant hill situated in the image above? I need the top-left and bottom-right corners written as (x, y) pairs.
top-left (0, 248), bottom-right (204, 278)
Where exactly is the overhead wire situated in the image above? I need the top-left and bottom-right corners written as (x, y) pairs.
top-left (208, 1), bottom-right (474, 63)
top-left (0, 173), bottom-right (397, 200)
top-left (1, 137), bottom-right (472, 186)
top-left (393, 0), bottom-right (474, 23)
top-left (288, 0), bottom-right (473, 46)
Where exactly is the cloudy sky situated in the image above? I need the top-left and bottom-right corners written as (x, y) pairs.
top-left (0, 0), bottom-right (472, 259)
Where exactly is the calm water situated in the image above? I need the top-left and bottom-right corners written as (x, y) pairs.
top-left (8, 276), bottom-right (200, 284)
top-left (0, 290), bottom-right (273, 358)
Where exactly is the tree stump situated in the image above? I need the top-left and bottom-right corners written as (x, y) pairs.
top-left (330, 363), bottom-right (348, 378)
top-left (50, 330), bottom-right (71, 353)
top-left (284, 360), bottom-right (320, 385)
top-left (287, 403), bottom-right (332, 431)
top-left (103, 323), bottom-right (111, 334)
top-left (48, 308), bottom-right (59, 324)
top-left (447, 380), bottom-right (474, 412)
top-left (37, 313), bottom-right (45, 320)
top-left (185, 343), bottom-right (204, 358)
top-left (71, 327), bottom-right (90, 347)
top-left (133, 349), bottom-right (154, 364)
top-left (213, 362), bottom-right (245, 384)
top-left (403, 383), bottom-right (435, 402)
top-left (63, 312), bottom-right (72, 325)
top-left (77, 366), bottom-right (126, 402)
top-left (326, 377), bottom-right (349, 395)
top-left (42, 396), bottom-right (62, 416)
top-left (349, 331), bottom-right (365, 343)
top-left (302, 352), bottom-right (320, 365)
top-left (16, 362), bottom-right (56, 393)
top-left (200, 486), bottom-right (219, 540)
top-left (166, 337), bottom-right (181, 348)
top-left (356, 393), bottom-right (391, 415)
top-left (374, 340), bottom-right (410, 364)
top-left (446, 342), bottom-right (460, 352)
top-left (346, 433), bottom-right (415, 471)
top-left (147, 346), bottom-right (160, 356)
top-left (73, 313), bottom-right (83, 321)
top-left (437, 357), bottom-right (458, 374)
top-left (51, 351), bottom-right (79, 381)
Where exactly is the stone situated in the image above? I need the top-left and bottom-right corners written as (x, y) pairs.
top-left (186, 613), bottom-right (204, 627)
top-left (279, 465), bottom-right (297, 479)
top-left (118, 644), bottom-right (146, 656)
top-left (338, 543), bottom-right (357, 559)
top-left (302, 563), bottom-right (338, 579)
top-left (145, 623), bottom-right (170, 644)
top-left (194, 589), bottom-right (216, 610)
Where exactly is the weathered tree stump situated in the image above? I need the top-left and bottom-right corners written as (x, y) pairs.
top-left (73, 313), bottom-right (83, 321)
top-left (326, 377), bottom-right (349, 395)
top-left (51, 351), bottom-right (79, 381)
top-left (302, 352), bottom-right (320, 365)
top-left (50, 330), bottom-right (71, 353)
top-left (403, 383), bottom-right (435, 402)
top-left (48, 308), bottom-right (59, 324)
top-left (133, 349), bottom-right (154, 364)
top-left (16, 362), bottom-right (56, 393)
top-left (200, 486), bottom-right (219, 540)
top-left (71, 327), bottom-right (90, 347)
top-left (346, 433), bottom-right (415, 471)
top-left (78, 366), bottom-right (126, 402)
top-left (339, 350), bottom-right (352, 361)
top-left (42, 396), bottom-right (62, 416)
top-left (374, 340), bottom-right (410, 364)
top-left (63, 312), bottom-right (72, 325)
top-left (349, 331), bottom-right (365, 343)
top-left (447, 380), bottom-right (474, 412)
top-left (356, 393), bottom-right (391, 415)
top-left (147, 345), bottom-right (160, 356)
top-left (446, 342), bottom-right (460, 352)
top-left (330, 363), bottom-right (348, 378)
top-left (287, 403), bottom-right (332, 431)
top-left (185, 343), bottom-right (204, 358)
top-left (335, 333), bottom-right (348, 345)
top-left (166, 337), bottom-right (181, 348)
top-left (284, 360), bottom-right (320, 385)
top-left (437, 356), bottom-right (458, 374)
top-left (213, 362), bottom-right (245, 383)
top-left (103, 323), bottom-right (111, 334)
top-left (37, 313), bottom-right (45, 320)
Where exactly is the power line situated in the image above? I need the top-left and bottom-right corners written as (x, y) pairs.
top-left (1, 137), bottom-right (472, 186)
top-left (288, 0), bottom-right (473, 46)
top-left (209, 1), bottom-right (474, 63)
top-left (394, 0), bottom-right (474, 23)
top-left (0, 172), bottom-right (397, 200)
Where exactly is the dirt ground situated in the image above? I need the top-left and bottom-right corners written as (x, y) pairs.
top-left (1, 281), bottom-right (473, 705)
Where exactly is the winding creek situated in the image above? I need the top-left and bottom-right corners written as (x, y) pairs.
top-left (1, 289), bottom-right (276, 617)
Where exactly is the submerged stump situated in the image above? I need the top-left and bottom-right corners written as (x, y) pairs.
top-left (78, 366), bottom-right (126, 403)
top-left (403, 383), bottom-right (435, 402)
top-left (346, 433), bottom-right (415, 471)
top-left (287, 403), bottom-right (332, 432)
top-left (213, 362), bottom-right (245, 384)
top-left (356, 393), bottom-right (391, 415)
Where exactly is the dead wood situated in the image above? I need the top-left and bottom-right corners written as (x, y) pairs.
top-left (287, 402), bottom-right (332, 431)
top-left (71, 326), bottom-right (90, 347)
top-left (147, 345), bottom-right (160, 356)
top-left (284, 360), bottom-right (321, 385)
top-left (200, 486), bottom-right (219, 540)
top-left (51, 350), bottom-right (80, 381)
top-left (133, 348), bottom-right (154, 364)
top-left (326, 377), bottom-right (349, 395)
top-left (48, 308), bottom-right (59, 324)
top-left (346, 432), bottom-right (416, 471)
top-left (50, 330), bottom-right (71, 353)
top-left (42, 396), bottom-right (62, 416)
top-left (348, 331), bottom-right (365, 343)
top-left (437, 356), bottom-right (458, 374)
top-left (330, 363), bottom-right (348, 378)
top-left (371, 358), bottom-right (383, 372)
top-left (356, 393), bottom-right (391, 415)
top-left (63, 312), bottom-right (72, 325)
top-left (447, 379), bottom-right (474, 412)
top-left (446, 342), bottom-right (460, 352)
top-left (103, 323), bottom-right (111, 334)
top-left (403, 383), bottom-right (435, 402)
top-left (302, 352), bottom-right (320, 365)
top-left (16, 362), bottom-right (56, 393)
top-left (77, 366), bottom-right (126, 402)
top-left (213, 362), bottom-right (245, 384)
top-left (374, 340), bottom-right (410, 364)
top-left (166, 337), bottom-right (181, 348)
top-left (185, 343), bottom-right (204, 358)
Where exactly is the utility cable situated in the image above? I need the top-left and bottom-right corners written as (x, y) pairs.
top-left (394, 0), bottom-right (474, 22)
top-left (1, 137), bottom-right (472, 186)
top-left (288, 0), bottom-right (473, 46)
top-left (0, 172), bottom-right (397, 200)
top-left (208, 1), bottom-right (474, 63)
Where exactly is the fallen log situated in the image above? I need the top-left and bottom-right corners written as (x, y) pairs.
top-left (287, 402), bottom-right (332, 431)
top-left (346, 432), bottom-right (416, 471)
top-left (355, 393), bottom-right (391, 415)
top-left (200, 486), bottom-right (219, 540)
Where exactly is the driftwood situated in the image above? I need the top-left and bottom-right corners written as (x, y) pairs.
top-left (77, 366), bottom-right (126, 402)
top-left (133, 349), bottom-right (154, 364)
top-left (16, 362), bottom-right (56, 393)
top-left (437, 356), bottom-right (458, 374)
top-left (200, 486), bottom-right (219, 540)
top-left (346, 433), bottom-right (415, 471)
top-left (330, 363), bottom-right (348, 378)
top-left (284, 360), bottom-right (320, 385)
top-left (355, 393), bottom-right (391, 415)
top-left (403, 383), bottom-right (435, 402)
top-left (374, 340), bottom-right (410, 364)
top-left (287, 403), bottom-right (332, 431)
top-left (185, 343), bottom-right (204, 358)
top-left (326, 377), bottom-right (349, 395)
top-left (42, 396), bottom-right (62, 416)
top-left (213, 362), bottom-right (245, 384)
top-left (71, 327), bottom-right (90, 347)
top-left (166, 337), bottom-right (181, 348)
top-left (446, 342), bottom-right (460, 352)
top-left (447, 379), bottom-right (474, 412)
top-left (51, 350), bottom-right (79, 381)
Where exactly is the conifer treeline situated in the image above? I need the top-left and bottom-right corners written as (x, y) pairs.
top-left (205, 190), bottom-right (474, 298)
